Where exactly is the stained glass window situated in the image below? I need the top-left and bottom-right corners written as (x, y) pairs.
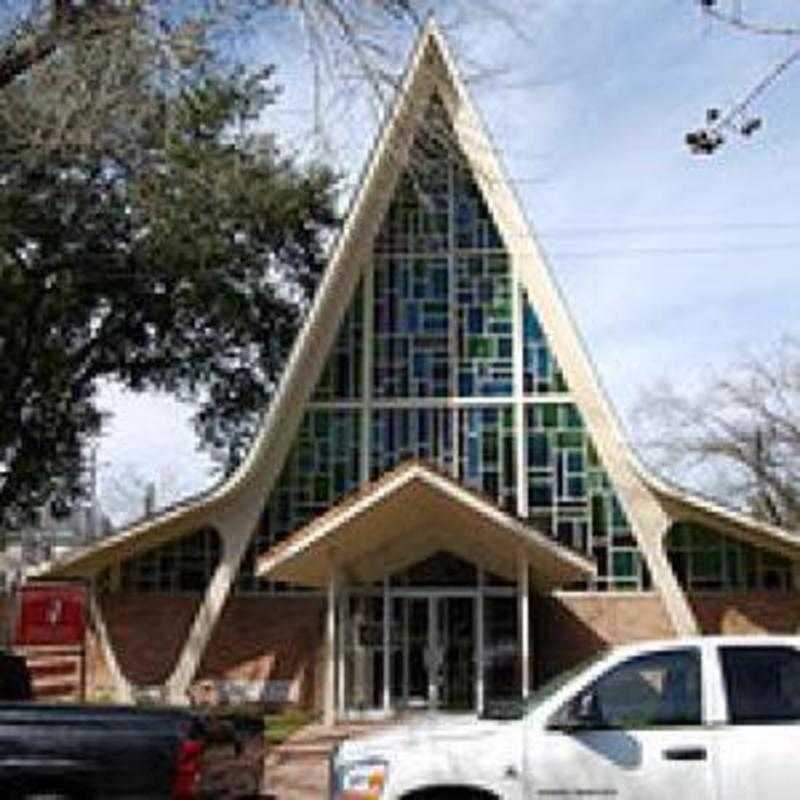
top-left (373, 255), bottom-right (451, 398)
top-left (312, 281), bottom-right (363, 401)
top-left (526, 403), bottom-right (647, 590)
top-left (114, 92), bottom-right (663, 598)
top-left (119, 527), bottom-right (221, 593)
top-left (371, 408), bottom-right (453, 480)
top-left (236, 409), bottom-right (361, 593)
top-left (522, 289), bottom-right (567, 395)
top-left (667, 522), bottom-right (793, 592)
top-left (459, 407), bottom-right (517, 512)
top-left (456, 255), bottom-right (513, 397)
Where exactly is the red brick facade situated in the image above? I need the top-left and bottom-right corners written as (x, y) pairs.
top-left (99, 594), bottom-right (201, 686)
top-left (689, 592), bottom-right (800, 635)
top-left (196, 595), bottom-right (325, 708)
top-left (77, 589), bottom-right (800, 709)
top-left (535, 592), bottom-right (675, 680)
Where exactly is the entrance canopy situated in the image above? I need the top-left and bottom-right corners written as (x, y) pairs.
top-left (257, 461), bottom-right (594, 590)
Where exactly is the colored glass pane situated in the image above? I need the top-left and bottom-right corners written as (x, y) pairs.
top-left (666, 522), bottom-right (793, 592)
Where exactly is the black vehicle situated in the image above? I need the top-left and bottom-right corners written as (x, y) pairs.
top-left (0, 651), bottom-right (207, 799)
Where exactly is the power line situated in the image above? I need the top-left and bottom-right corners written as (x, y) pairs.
top-left (538, 221), bottom-right (800, 238)
top-left (551, 242), bottom-right (800, 259)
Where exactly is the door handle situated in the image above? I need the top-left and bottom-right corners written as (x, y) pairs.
top-left (662, 746), bottom-right (707, 761)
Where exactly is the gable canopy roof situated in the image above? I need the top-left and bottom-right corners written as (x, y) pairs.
top-left (35, 16), bottom-right (800, 587)
top-left (257, 461), bottom-right (595, 589)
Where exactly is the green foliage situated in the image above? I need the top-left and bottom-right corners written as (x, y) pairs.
top-left (0, 25), bottom-right (339, 527)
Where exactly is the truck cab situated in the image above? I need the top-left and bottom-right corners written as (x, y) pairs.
top-left (331, 636), bottom-right (800, 799)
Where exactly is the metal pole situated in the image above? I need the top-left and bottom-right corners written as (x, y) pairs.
top-left (518, 557), bottom-right (530, 700)
top-left (476, 567), bottom-right (485, 716)
top-left (383, 577), bottom-right (391, 714)
top-left (325, 565), bottom-right (338, 727)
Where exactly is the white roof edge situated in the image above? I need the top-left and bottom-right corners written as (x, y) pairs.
top-left (634, 461), bottom-right (800, 551)
top-left (258, 462), bottom-right (595, 577)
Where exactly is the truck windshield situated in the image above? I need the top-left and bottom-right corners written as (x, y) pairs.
top-left (524, 653), bottom-right (606, 715)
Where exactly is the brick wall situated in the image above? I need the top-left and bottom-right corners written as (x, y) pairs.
top-left (196, 595), bottom-right (325, 709)
top-left (690, 591), bottom-right (800, 634)
top-left (98, 594), bottom-right (201, 686)
top-left (90, 594), bottom-right (325, 708)
top-left (535, 592), bottom-right (675, 681)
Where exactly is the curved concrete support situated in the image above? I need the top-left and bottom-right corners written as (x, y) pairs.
top-left (88, 591), bottom-right (134, 704)
top-left (164, 498), bottom-right (262, 703)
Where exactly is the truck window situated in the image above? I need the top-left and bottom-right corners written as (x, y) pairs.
top-left (587, 649), bottom-right (702, 729)
top-left (720, 646), bottom-right (800, 724)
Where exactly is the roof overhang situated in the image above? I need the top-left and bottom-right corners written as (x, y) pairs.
top-left (641, 471), bottom-right (800, 561)
top-left (257, 462), bottom-right (595, 590)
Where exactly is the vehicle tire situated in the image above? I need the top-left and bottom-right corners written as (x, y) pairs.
top-left (404, 789), bottom-right (500, 800)
top-left (25, 794), bottom-right (77, 799)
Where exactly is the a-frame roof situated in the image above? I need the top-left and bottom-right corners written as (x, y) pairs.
top-left (37, 17), bottom-right (800, 589)
top-left (257, 460), bottom-right (595, 589)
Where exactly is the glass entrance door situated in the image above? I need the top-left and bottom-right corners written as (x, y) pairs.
top-left (438, 596), bottom-right (475, 711)
top-left (390, 595), bottom-right (475, 712)
top-left (391, 597), bottom-right (430, 709)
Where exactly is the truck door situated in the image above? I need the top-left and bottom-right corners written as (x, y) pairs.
top-left (715, 645), bottom-right (800, 800)
top-left (527, 647), bottom-right (716, 800)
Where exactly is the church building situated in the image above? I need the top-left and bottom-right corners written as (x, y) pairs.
top-left (38, 20), bottom-right (800, 722)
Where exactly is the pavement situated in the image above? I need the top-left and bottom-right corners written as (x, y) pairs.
top-left (261, 719), bottom-right (398, 799)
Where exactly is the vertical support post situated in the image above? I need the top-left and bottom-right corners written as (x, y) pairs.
top-left (402, 598), bottom-right (410, 706)
top-left (360, 264), bottom-right (374, 487)
top-left (337, 591), bottom-right (346, 717)
top-left (382, 577), bottom-right (391, 714)
top-left (476, 566), bottom-right (485, 717)
top-left (518, 556), bottom-right (530, 700)
top-left (427, 596), bottom-right (438, 709)
top-left (325, 562), bottom-right (339, 727)
top-left (512, 258), bottom-right (528, 520)
top-left (447, 157), bottom-right (460, 481)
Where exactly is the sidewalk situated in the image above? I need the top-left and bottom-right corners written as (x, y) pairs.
top-left (261, 720), bottom-right (398, 799)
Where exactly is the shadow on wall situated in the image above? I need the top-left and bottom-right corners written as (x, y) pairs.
top-left (101, 594), bottom-right (202, 686)
top-left (689, 592), bottom-right (800, 635)
top-left (535, 594), bottom-right (608, 684)
top-left (194, 595), bottom-right (326, 710)
top-left (534, 592), bottom-right (675, 684)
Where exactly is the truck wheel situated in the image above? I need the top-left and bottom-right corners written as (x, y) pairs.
top-left (404, 790), bottom-right (500, 800)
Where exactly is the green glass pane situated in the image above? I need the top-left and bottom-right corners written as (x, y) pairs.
top-left (492, 301), bottom-right (512, 319)
top-left (542, 404), bottom-right (559, 429)
top-left (592, 495), bottom-right (607, 536)
top-left (693, 550), bottom-right (723, 578)
top-left (558, 431), bottom-right (584, 448)
top-left (668, 524), bottom-right (687, 548)
top-left (690, 525), bottom-right (717, 548)
top-left (762, 551), bottom-right (789, 568)
top-left (613, 551), bottom-right (636, 578)
top-left (726, 549), bottom-right (741, 587)
top-left (553, 370), bottom-right (568, 392)
top-left (314, 411), bottom-right (330, 437)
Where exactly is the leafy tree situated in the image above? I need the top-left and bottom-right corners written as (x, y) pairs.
top-left (633, 338), bottom-right (800, 531)
top-left (0, 18), bottom-right (338, 528)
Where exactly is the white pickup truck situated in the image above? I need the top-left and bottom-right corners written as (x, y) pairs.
top-left (330, 636), bottom-right (800, 799)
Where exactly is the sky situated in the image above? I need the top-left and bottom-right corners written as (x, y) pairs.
top-left (97, 0), bottom-right (800, 523)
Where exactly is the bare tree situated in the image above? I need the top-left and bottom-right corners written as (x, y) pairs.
top-left (633, 337), bottom-right (800, 530)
